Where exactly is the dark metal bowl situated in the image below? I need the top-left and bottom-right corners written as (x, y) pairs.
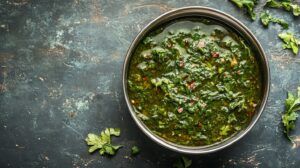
top-left (122, 6), bottom-right (270, 154)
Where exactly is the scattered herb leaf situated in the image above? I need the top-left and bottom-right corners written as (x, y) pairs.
top-left (260, 10), bottom-right (288, 29)
top-left (173, 156), bottom-right (192, 168)
top-left (131, 146), bottom-right (140, 156)
top-left (266, 0), bottom-right (282, 8)
top-left (230, 0), bottom-right (258, 20)
top-left (278, 32), bottom-right (300, 55)
top-left (282, 2), bottom-right (300, 16)
top-left (85, 128), bottom-right (122, 156)
top-left (266, 0), bottom-right (300, 16)
top-left (282, 87), bottom-right (300, 141)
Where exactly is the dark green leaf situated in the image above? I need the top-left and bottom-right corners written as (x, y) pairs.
top-left (173, 156), bottom-right (192, 168)
top-left (131, 146), bottom-right (140, 156)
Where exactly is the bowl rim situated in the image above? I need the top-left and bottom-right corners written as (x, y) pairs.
top-left (122, 6), bottom-right (270, 154)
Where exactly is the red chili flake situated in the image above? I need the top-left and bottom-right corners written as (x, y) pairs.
top-left (179, 60), bottom-right (184, 67)
top-left (177, 107), bottom-right (183, 113)
top-left (247, 111), bottom-right (254, 117)
top-left (198, 122), bottom-right (202, 128)
top-left (211, 52), bottom-right (219, 58)
top-left (143, 77), bottom-right (148, 81)
top-left (187, 81), bottom-right (196, 90)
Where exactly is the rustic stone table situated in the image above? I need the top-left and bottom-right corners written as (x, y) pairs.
top-left (0, 0), bottom-right (299, 167)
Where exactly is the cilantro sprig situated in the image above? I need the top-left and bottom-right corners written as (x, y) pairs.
top-left (266, 0), bottom-right (300, 16)
top-left (282, 87), bottom-right (300, 141)
top-left (278, 32), bottom-right (300, 55)
top-left (260, 10), bottom-right (288, 29)
top-left (230, 0), bottom-right (258, 20)
top-left (85, 128), bottom-right (122, 156)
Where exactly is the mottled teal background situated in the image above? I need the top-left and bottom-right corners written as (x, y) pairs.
top-left (0, 0), bottom-right (299, 167)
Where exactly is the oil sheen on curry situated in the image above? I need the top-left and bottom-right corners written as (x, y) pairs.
top-left (127, 18), bottom-right (262, 146)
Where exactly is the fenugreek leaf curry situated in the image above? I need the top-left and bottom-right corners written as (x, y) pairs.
top-left (127, 19), bottom-right (262, 146)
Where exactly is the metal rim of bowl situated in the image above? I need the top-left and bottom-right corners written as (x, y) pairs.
top-left (122, 6), bottom-right (270, 154)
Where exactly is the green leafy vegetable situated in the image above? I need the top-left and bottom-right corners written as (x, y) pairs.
top-left (266, 0), bottom-right (300, 16)
top-left (173, 156), bottom-right (192, 168)
top-left (278, 32), bottom-right (300, 54)
top-left (282, 2), bottom-right (300, 16)
top-left (282, 87), bottom-right (300, 141)
top-left (266, 0), bottom-right (282, 8)
top-left (85, 128), bottom-right (122, 156)
top-left (260, 10), bottom-right (288, 29)
top-left (230, 0), bottom-right (258, 20)
top-left (131, 146), bottom-right (140, 156)
top-left (220, 125), bottom-right (231, 136)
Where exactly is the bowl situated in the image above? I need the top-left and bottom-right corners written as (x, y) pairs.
top-left (122, 6), bottom-right (270, 154)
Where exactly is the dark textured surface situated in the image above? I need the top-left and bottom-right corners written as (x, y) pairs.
top-left (0, 0), bottom-right (300, 167)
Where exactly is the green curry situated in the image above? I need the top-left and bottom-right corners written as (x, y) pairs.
top-left (127, 18), bottom-right (262, 146)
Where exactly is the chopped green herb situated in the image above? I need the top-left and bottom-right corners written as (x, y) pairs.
top-left (131, 146), bottom-right (140, 156)
top-left (282, 87), bottom-right (300, 141)
top-left (260, 10), bottom-right (288, 29)
top-left (266, 0), bottom-right (282, 8)
top-left (278, 32), bottom-right (300, 55)
top-left (230, 0), bottom-right (258, 20)
top-left (220, 125), bottom-right (231, 136)
top-left (85, 128), bottom-right (122, 156)
top-left (128, 19), bottom-right (262, 146)
top-left (173, 156), bottom-right (192, 168)
top-left (282, 1), bottom-right (300, 16)
top-left (266, 0), bottom-right (300, 16)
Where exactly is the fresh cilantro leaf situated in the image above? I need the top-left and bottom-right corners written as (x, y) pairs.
top-left (131, 145), bottom-right (140, 156)
top-left (282, 2), bottom-right (300, 16)
top-left (260, 10), bottom-right (288, 29)
top-left (230, 0), bottom-right (258, 20)
top-left (282, 87), bottom-right (300, 142)
top-left (265, 0), bottom-right (300, 16)
top-left (266, 0), bottom-right (282, 8)
top-left (173, 156), bottom-right (192, 168)
top-left (220, 125), bottom-right (231, 136)
top-left (109, 128), bottom-right (121, 136)
top-left (85, 128), bottom-right (122, 156)
top-left (278, 32), bottom-right (300, 55)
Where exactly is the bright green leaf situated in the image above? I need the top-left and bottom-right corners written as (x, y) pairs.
top-left (109, 128), bottom-right (121, 136)
top-left (173, 156), bottom-right (192, 168)
top-left (266, 0), bottom-right (282, 8)
top-left (85, 128), bottom-right (122, 156)
top-left (230, 0), bottom-right (258, 20)
top-left (266, 0), bottom-right (300, 16)
top-left (260, 10), bottom-right (288, 29)
top-left (278, 32), bottom-right (300, 55)
top-left (220, 125), bottom-right (231, 136)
